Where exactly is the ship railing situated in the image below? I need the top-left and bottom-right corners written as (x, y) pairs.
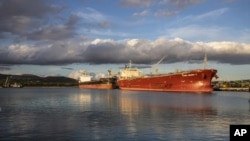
top-left (146, 70), bottom-right (196, 77)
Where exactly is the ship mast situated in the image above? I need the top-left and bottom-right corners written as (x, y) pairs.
top-left (129, 60), bottom-right (132, 68)
top-left (203, 53), bottom-right (207, 69)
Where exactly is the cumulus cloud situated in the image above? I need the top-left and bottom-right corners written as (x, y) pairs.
top-left (0, 37), bottom-right (250, 65)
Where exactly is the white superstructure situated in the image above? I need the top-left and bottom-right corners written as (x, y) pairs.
top-left (79, 71), bottom-right (92, 83)
top-left (119, 60), bottom-right (143, 79)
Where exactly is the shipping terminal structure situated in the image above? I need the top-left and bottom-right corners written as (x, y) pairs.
top-left (117, 55), bottom-right (218, 93)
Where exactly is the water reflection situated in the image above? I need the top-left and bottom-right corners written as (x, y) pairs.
top-left (249, 99), bottom-right (250, 112)
top-left (0, 88), bottom-right (249, 141)
top-left (118, 91), bottom-right (217, 140)
top-left (119, 91), bottom-right (216, 115)
top-left (49, 89), bottom-right (219, 140)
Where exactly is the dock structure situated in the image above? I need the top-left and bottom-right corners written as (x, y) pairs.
top-left (212, 80), bottom-right (250, 92)
top-left (217, 87), bottom-right (250, 92)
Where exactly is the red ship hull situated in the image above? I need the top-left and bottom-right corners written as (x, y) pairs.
top-left (118, 69), bottom-right (217, 93)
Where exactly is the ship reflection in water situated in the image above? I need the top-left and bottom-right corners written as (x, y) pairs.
top-left (118, 91), bottom-right (218, 140)
top-left (0, 88), bottom-right (249, 141)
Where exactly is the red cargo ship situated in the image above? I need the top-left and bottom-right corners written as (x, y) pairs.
top-left (117, 56), bottom-right (218, 93)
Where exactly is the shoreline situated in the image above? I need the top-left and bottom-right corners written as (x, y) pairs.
top-left (0, 86), bottom-right (78, 89)
top-left (214, 87), bottom-right (250, 92)
top-left (1, 86), bottom-right (250, 92)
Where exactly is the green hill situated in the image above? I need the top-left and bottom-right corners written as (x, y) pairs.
top-left (0, 74), bottom-right (78, 87)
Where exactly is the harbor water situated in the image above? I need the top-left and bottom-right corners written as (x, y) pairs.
top-left (0, 88), bottom-right (249, 141)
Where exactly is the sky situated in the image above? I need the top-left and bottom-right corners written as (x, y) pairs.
top-left (0, 0), bottom-right (250, 80)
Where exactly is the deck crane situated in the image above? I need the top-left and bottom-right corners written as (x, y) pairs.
top-left (150, 56), bottom-right (166, 75)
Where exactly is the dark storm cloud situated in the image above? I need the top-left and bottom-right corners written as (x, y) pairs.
top-left (0, 0), bottom-right (63, 37)
top-left (1, 38), bottom-right (250, 65)
top-left (0, 0), bottom-right (60, 18)
top-left (0, 0), bottom-right (111, 44)
top-left (0, 0), bottom-right (111, 41)
top-left (25, 15), bottom-right (80, 41)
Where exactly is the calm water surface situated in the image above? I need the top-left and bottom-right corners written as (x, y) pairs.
top-left (0, 88), bottom-right (249, 141)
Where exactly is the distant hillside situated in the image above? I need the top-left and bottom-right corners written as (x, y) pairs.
top-left (0, 74), bottom-right (78, 87)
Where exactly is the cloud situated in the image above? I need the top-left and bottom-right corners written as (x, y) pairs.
top-left (77, 8), bottom-right (106, 22)
top-left (0, 37), bottom-right (250, 65)
top-left (205, 41), bottom-right (250, 64)
top-left (155, 9), bottom-right (179, 18)
top-left (0, 0), bottom-right (63, 37)
top-left (25, 14), bottom-right (82, 41)
top-left (166, 25), bottom-right (226, 41)
top-left (182, 8), bottom-right (228, 22)
top-left (196, 8), bottom-right (228, 19)
top-left (0, 0), bottom-right (61, 18)
top-left (0, 1), bottom-right (111, 42)
top-left (120, 0), bottom-right (154, 7)
top-left (163, 25), bottom-right (250, 43)
top-left (133, 10), bottom-right (150, 17)
top-left (121, 0), bottom-right (203, 8)
top-left (76, 8), bottom-right (112, 29)
top-left (121, 0), bottom-right (204, 18)
top-left (155, 0), bottom-right (204, 18)
top-left (163, 0), bottom-right (203, 9)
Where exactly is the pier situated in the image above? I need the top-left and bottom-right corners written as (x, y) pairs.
top-left (212, 80), bottom-right (250, 92)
